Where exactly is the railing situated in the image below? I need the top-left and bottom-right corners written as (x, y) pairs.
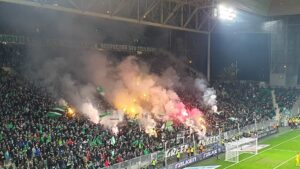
top-left (101, 119), bottom-right (276, 169)
top-left (0, 34), bottom-right (157, 52)
top-left (101, 151), bottom-right (163, 169)
top-left (223, 119), bottom-right (276, 140)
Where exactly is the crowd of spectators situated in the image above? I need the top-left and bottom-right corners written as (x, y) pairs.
top-left (0, 44), bottom-right (186, 168)
top-left (0, 69), bottom-right (178, 168)
top-left (0, 43), bottom-right (299, 168)
top-left (275, 88), bottom-right (300, 111)
top-left (176, 81), bottom-right (275, 134)
top-left (0, 44), bottom-right (25, 69)
top-left (212, 81), bottom-right (275, 130)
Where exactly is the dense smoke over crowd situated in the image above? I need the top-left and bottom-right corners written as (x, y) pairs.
top-left (2, 3), bottom-right (218, 137)
top-left (22, 46), bottom-right (217, 136)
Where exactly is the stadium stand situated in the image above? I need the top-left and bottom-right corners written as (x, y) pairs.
top-left (0, 43), bottom-right (298, 168)
top-left (275, 88), bottom-right (300, 111)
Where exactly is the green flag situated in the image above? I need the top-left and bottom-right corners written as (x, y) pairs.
top-left (132, 140), bottom-right (143, 149)
top-left (143, 149), bottom-right (150, 155)
top-left (39, 125), bottom-right (43, 134)
top-left (47, 135), bottom-right (52, 143)
top-left (165, 121), bottom-right (174, 131)
top-left (7, 122), bottom-right (14, 130)
top-left (132, 140), bottom-right (139, 146)
top-left (52, 107), bottom-right (65, 112)
top-left (47, 112), bottom-right (62, 118)
top-left (40, 136), bottom-right (45, 143)
top-left (47, 105), bottom-right (66, 118)
top-left (58, 139), bottom-right (63, 146)
top-left (88, 139), bottom-right (93, 146)
top-left (110, 136), bottom-right (116, 145)
top-left (89, 138), bottom-right (97, 147)
top-left (23, 143), bottom-right (29, 152)
top-left (81, 128), bottom-right (86, 134)
top-left (96, 86), bottom-right (105, 96)
top-left (99, 111), bottom-right (112, 118)
top-left (138, 141), bottom-right (144, 149)
top-left (96, 136), bottom-right (103, 145)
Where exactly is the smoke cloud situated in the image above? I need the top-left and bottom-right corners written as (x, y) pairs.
top-left (23, 45), bottom-right (217, 136)
top-left (194, 78), bottom-right (218, 113)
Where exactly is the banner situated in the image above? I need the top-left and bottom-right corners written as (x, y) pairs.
top-left (257, 128), bottom-right (278, 139)
top-left (174, 157), bottom-right (197, 169)
top-left (165, 144), bottom-right (189, 158)
top-left (199, 135), bottom-right (220, 146)
top-left (97, 43), bottom-right (156, 52)
top-left (165, 136), bottom-right (220, 158)
top-left (170, 147), bottom-right (223, 169)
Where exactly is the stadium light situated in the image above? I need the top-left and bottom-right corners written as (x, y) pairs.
top-left (217, 5), bottom-right (236, 21)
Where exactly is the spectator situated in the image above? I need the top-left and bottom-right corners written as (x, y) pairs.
top-left (0, 43), bottom-right (298, 168)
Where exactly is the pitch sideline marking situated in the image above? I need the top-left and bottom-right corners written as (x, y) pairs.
top-left (273, 155), bottom-right (295, 169)
top-left (224, 131), bottom-right (300, 169)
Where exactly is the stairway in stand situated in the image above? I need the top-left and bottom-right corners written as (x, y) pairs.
top-left (271, 90), bottom-right (280, 124)
top-left (291, 96), bottom-right (300, 116)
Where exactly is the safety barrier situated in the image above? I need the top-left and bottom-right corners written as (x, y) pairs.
top-left (101, 119), bottom-right (277, 169)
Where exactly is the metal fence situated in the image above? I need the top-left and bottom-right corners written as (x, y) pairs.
top-left (101, 151), bottom-right (163, 169)
top-left (101, 119), bottom-right (276, 169)
top-left (223, 119), bottom-right (276, 140)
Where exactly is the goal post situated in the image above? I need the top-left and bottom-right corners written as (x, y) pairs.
top-left (225, 141), bottom-right (239, 163)
top-left (225, 137), bottom-right (258, 163)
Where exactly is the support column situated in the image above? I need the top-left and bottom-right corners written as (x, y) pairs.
top-left (207, 32), bottom-right (211, 81)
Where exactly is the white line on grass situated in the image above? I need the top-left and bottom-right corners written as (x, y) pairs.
top-left (224, 132), bottom-right (300, 169)
top-left (273, 155), bottom-right (295, 169)
top-left (272, 148), bottom-right (298, 153)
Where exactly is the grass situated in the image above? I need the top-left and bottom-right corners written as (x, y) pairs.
top-left (189, 128), bottom-right (300, 169)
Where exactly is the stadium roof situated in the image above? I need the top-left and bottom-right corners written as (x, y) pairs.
top-left (0, 0), bottom-right (299, 34)
top-left (221, 0), bottom-right (300, 16)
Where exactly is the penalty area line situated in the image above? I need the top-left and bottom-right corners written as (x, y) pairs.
top-left (223, 132), bottom-right (300, 169)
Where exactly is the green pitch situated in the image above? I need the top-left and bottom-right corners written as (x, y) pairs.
top-left (190, 128), bottom-right (300, 169)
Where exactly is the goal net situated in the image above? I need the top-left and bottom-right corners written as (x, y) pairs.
top-left (225, 137), bottom-right (258, 163)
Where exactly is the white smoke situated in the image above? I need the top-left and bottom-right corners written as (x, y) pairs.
top-left (194, 78), bottom-right (218, 113)
top-left (100, 110), bottom-right (124, 129)
top-left (139, 113), bottom-right (157, 137)
top-left (58, 98), bottom-right (68, 107)
top-left (81, 102), bottom-right (100, 124)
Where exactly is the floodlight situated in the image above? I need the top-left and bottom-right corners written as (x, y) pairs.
top-left (217, 5), bottom-right (236, 21)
